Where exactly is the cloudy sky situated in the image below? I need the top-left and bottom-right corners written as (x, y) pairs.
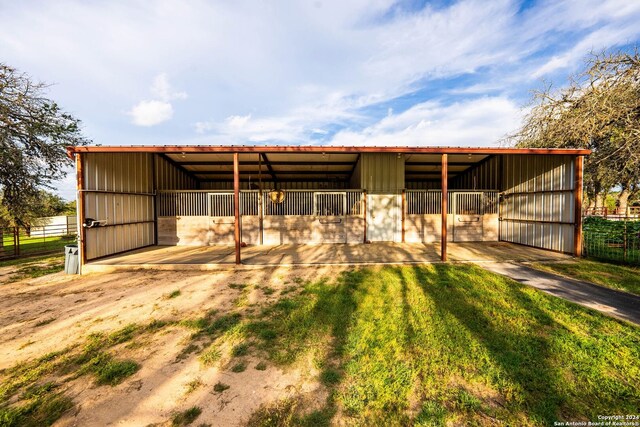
top-left (1, 0), bottom-right (639, 199)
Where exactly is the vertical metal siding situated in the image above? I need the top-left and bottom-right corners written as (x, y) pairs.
top-left (83, 153), bottom-right (155, 260)
top-left (499, 155), bottom-right (575, 253)
top-left (155, 154), bottom-right (197, 190)
top-left (451, 156), bottom-right (500, 190)
top-left (360, 153), bottom-right (405, 193)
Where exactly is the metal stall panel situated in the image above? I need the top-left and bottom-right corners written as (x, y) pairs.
top-left (83, 153), bottom-right (155, 260)
top-left (314, 192), bottom-right (346, 243)
top-left (453, 192), bottom-right (483, 242)
top-left (500, 155), bottom-right (575, 253)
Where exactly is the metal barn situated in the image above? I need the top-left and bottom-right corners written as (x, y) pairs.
top-left (67, 146), bottom-right (589, 271)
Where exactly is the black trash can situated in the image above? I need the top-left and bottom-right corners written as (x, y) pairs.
top-left (64, 244), bottom-right (79, 274)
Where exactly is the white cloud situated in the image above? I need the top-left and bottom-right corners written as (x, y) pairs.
top-left (128, 73), bottom-right (186, 126)
top-left (151, 73), bottom-right (187, 101)
top-left (329, 97), bottom-right (523, 147)
top-left (128, 100), bottom-right (173, 126)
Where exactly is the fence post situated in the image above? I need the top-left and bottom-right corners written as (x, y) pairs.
top-left (623, 221), bottom-right (628, 262)
top-left (14, 227), bottom-right (20, 257)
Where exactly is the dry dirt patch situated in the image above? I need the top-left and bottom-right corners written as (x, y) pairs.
top-left (0, 265), bottom-right (343, 426)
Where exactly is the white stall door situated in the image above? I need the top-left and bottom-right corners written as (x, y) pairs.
top-left (367, 194), bottom-right (399, 242)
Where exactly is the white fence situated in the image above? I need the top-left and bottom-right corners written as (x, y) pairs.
top-left (405, 190), bottom-right (499, 215)
top-left (157, 190), bottom-right (365, 218)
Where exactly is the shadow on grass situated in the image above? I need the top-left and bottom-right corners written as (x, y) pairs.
top-left (413, 264), bottom-right (564, 424)
top-left (245, 269), bottom-right (363, 426)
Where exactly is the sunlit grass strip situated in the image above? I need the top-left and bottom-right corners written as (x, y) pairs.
top-left (247, 265), bottom-right (640, 426)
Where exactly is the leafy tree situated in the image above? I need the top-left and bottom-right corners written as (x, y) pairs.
top-left (1, 63), bottom-right (89, 227)
top-left (508, 49), bottom-right (640, 212)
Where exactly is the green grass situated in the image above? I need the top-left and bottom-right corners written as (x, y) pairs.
top-left (244, 265), bottom-right (640, 426)
top-left (198, 345), bottom-right (221, 366)
top-left (213, 382), bottom-right (230, 393)
top-left (531, 259), bottom-right (640, 295)
top-left (0, 319), bottom-right (169, 425)
top-left (171, 406), bottom-right (202, 426)
top-left (0, 255), bottom-right (65, 284)
top-left (166, 290), bottom-right (181, 299)
top-left (1, 234), bottom-right (75, 258)
top-left (230, 361), bottom-right (247, 373)
top-left (0, 383), bottom-right (73, 427)
top-left (79, 352), bottom-right (139, 385)
top-left (231, 343), bottom-right (249, 357)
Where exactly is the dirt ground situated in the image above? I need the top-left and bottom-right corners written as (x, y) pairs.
top-left (0, 264), bottom-right (346, 426)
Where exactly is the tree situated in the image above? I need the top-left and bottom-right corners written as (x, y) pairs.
top-left (508, 49), bottom-right (640, 212)
top-left (0, 63), bottom-right (89, 227)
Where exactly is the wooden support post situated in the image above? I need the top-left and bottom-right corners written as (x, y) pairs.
top-left (76, 153), bottom-right (87, 266)
top-left (441, 154), bottom-right (448, 262)
top-left (401, 189), bottom-right (406, 243)
top-left (233, 153), bottom-right (241, 264)
top-left (363, 190), bottom-right (367, 243)
top-left (574, 155), bottom-right (584, 257)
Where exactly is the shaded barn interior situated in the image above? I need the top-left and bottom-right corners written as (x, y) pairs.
top-left (73, 147), bottom-right (585, 266)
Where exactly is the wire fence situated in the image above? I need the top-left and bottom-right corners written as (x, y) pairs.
top-left (582, 217), bottom-right (640, 265)
top-left (0, 224), bottom-right (77, 261)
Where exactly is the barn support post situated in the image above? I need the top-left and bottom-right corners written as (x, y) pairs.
top-left (441, 154), bottom-right (448, 261)
top-left (363, 190), bottom-right (367, 243)
top-left (76, 153), bottom-right (86, 267)
top-left (233, 152), bottom-right (241, 264)
top-left (401, 189), bottom-right (406, 243)
top-left (574, 155), bottom-right (584, 257)
top-left (151, 154), bottom-right (158, 246)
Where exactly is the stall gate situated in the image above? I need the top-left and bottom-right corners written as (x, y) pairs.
top-left (404, 190), bottom-right (499, 243)
top-left (157, 190), bottom-right (364, 246)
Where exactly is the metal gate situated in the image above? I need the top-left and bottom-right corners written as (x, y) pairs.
top-left (453, 192), bottom-right (483, 242)
top-left (314, 192), bottom-right (346, 243)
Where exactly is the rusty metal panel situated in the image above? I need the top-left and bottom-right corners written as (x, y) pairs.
top-left (360, 153), bottom-right (404, 193)
top-left (500, 154), bottom-right (575, 253)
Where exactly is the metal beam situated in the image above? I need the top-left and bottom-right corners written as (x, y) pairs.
top-left (405, 161), bottom-right (477, 166)
top-left (176, 161), bottom-right (356, 166)
top-left (261, 153), bottom-right (278, 181)
top-left (199, 178), bottom-right (346, 183)
top-left (195, 170), bottom-right (350, 177)
top-left (69, 146), bottom-right (592, 156)
top-left (574, 155), bottom-right (584, 257)
top-left (233, 153), bottom-right (241, 265)
top-left (76, 153), bottom-right (87, 268)
top-left (441, 154), bottom-right (448, 262)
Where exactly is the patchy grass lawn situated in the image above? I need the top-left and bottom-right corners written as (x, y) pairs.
top-left (530, 258), bottom-right (640, 295)
top-left (0, 264), bottom-right (638, 426)
top-left (0, 255), bottom-right (64, 285)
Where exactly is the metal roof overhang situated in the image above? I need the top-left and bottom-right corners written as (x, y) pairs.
top-left (68, 145), bottom-right (590, 183)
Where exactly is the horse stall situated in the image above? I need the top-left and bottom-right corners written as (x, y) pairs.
top-left (156, 189), bottom-right (365, 246)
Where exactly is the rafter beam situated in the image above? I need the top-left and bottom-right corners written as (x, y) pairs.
top-left (261, 153), bottom-right (277, 181)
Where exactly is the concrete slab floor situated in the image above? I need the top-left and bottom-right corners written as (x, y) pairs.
top-left (84, 242), bottom-right (571, 273)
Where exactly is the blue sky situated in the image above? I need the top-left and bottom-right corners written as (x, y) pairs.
top-left (1, 0), bottom-right (639, 199)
